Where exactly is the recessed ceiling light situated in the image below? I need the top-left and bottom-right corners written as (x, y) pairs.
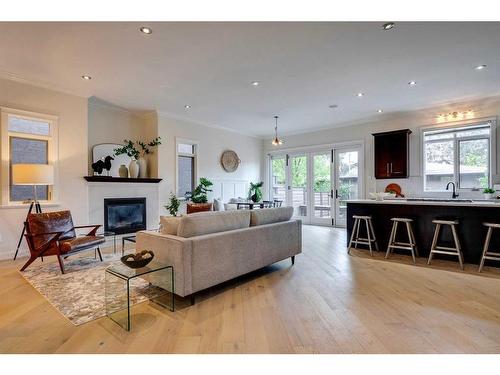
top-left (184, 104), bottom-right (191, 109)
top-left (382, 22), bottom-right (395, 30)
top-left (140, 27), bottom-right (152, 34)
top-left (328, 104), bottom-right (338, 109)
top-left (357, 92), bottom-right (364, 97)
top-left (475, 64), bottom-right (487, 70)
top-left (251, 81), bottom-right (259, 86)
top-left (81, 75), bottom-right (92, 80)
top-left (408, 80), bottom-right (417, 86)
top-left (377, 109), bottom-right (383, 113)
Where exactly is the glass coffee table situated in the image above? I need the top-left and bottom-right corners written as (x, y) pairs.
top-left (105, 261), bottom-right (174, 331)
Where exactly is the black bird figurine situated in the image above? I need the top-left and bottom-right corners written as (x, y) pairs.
top-left (92, 155), bottom-right (114, 176)
top-left (103, 156), bottom-right (114, 175)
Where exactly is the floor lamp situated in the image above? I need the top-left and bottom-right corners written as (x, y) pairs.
top-left (12, 164), bottom-right (54, 260)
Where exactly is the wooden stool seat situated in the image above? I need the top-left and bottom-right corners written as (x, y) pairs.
top-left (479, 222), bottom-right (500, 272)
top-left (432, 219), bottom-right (459, 225)
top-left (427, 219), bottom-right (464, 270)
top-left (391, 217), bottom-right (413, 223)
top-left (484, 222), bottom-right (500, 228)
top-left (348, 215), bottom-right (379, 256)
top-left (353, 215), bottom-right (372, 220)
top-left (385, 217), bottom-right (418, 263)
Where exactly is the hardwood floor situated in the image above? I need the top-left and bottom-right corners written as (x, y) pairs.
top-left (1, 225), bottom-right (500, 353)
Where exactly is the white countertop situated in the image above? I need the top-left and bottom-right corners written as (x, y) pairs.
top-left (346, 198), bottom-right (500, 208)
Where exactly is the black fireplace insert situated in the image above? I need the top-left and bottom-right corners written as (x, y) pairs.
top-left (104, 197), bottom-right (146, 234)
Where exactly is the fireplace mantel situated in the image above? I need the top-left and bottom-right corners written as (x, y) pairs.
top-left (84, 176), bottom-right (162, 183)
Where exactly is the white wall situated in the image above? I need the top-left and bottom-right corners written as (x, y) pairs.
top-left (263, 96), bottom-right (500, 200)
top-left (156, 113), bottom-right (263, 214)
top-left (0, 78), bottom-right (88, 260)
top-left (87, 98), bottom-right (158, 176)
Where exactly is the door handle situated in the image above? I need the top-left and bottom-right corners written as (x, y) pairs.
top-left (330, 189), bottom-right (334, 199)
top-left (386, 163), bottom-right (389, 175)
top-left (335, 189), bottom-right (339, 199)
top-left (390, 163), bottom-right (393, 174)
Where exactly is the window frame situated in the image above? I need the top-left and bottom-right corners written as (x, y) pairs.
top-left (1, 107), bottom-right (58, 206)
top-left (175, 137), bottom-right (198, 199)
top-left (421, 118), bottom-right (496, 192)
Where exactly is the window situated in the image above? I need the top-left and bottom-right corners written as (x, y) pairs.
top-left (423, 121), bottom-right (493, 191)
top-left (176, 139), bottom-right (197, 197)
top-left (1, 108), bottom-right (57, 204)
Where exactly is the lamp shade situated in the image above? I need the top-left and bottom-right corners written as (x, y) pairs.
top-left (12, 164), bottom-right (54, 185)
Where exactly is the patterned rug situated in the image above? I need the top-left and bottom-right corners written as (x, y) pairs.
top-left (19, 254), bottom-right (163, 326)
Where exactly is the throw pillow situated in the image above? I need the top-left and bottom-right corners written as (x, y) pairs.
top-left (159, 216), bottom-right (182, 235)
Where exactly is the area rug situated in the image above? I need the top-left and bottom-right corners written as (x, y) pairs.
top-left (19, 254), bottom-right (163, 326)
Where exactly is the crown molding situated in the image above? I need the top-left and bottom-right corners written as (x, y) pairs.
top-left (0, 68), bottom-right (87, 98)
top-left (156, 110), bottom-right (260, 139)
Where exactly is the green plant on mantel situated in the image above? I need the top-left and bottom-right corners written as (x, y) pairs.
top-left (137, 137), bottom-right (162, 156)
top-left (191, 177), bottom-right (213, 203)
top-left (483, 187), bottom-right (496, 194)
top-left (165, 192), bottom-right (180, 217)
top-left (114, 137), bottom-right (162, 159)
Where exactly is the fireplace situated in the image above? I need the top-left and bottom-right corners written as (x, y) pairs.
top-left (104, 198), bottom-right (146, 234)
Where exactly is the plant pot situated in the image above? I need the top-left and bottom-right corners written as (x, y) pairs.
top-left (483, 193), bottom-right (494, 200)
top-left (129, 159), bottom-right (139, 178)
top-left (118, 164), bottom-right (128, 178)
top-left (138, 156), bottom-right (148, 178)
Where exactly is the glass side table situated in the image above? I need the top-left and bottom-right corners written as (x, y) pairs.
top-left (98, 231), bottom-right (117, 254)
top-left (105, 261), bottom-right (174, 331)
top-left (121, 235), bottom-right (136, 254)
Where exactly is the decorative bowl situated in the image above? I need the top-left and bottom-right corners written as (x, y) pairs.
top-left (120, 250), bottom-right (154, 269)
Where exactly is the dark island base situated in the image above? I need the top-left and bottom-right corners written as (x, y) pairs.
top-left (347, 202), bottom-right (500, 267)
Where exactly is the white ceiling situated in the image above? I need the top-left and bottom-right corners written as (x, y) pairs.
top-left (1, 22), bottom-right (500, 137)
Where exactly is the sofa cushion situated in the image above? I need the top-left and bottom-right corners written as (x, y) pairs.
top-left (177, 210), bottom-right (251, 238)
top-left (250, 206), bottom-right (294, 226)
top-left (159, 216), bottom-right (182, 235)
top-left (60, 236), bottom-right (105, 253)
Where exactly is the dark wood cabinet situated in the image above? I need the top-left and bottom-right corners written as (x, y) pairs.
top-left (372, 129), bottom-right (411, 179)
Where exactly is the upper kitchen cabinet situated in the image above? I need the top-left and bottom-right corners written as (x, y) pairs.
top-left (372, 129), bottom-right (412, 179)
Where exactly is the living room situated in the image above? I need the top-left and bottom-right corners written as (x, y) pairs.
top-left (1, 1), bottom-right (500, 372)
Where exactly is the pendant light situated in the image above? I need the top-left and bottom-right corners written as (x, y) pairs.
top-left (271, 115), bottom-right (284, 146)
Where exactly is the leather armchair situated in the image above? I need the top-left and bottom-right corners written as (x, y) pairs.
top-left (21, 210), bottom-right (106, 274)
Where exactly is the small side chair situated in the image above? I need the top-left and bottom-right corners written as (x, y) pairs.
top-left (21, 210), bottom-right (105, 274)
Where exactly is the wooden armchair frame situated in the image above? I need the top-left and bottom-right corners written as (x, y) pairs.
top-left (21, 222), bottom-right (104, 274)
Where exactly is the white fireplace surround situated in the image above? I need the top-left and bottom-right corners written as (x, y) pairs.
top-left (87, 182), bottom-right (160, 236)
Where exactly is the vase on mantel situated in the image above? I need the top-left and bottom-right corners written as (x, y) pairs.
top-left (118, 164), bottom-right (128, 178)
top-left (129, 159), bottom-right (139, 178)
top-left (138, 156), bottom-right (148, 178)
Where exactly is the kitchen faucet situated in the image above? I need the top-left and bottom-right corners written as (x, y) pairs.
top-left (446, 181), bottom-right (459, 199)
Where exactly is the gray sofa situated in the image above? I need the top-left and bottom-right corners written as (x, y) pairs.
top-left (135, 207), bottom-right (302, 300)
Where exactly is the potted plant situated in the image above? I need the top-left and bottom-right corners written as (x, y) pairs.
top-left (114, 140), bottom-right (140, 178)
top-left (248, 181), bottom-right (264, 202)
top-left (187, 177), bottom-right (214, 214)
top-left (165, 192), bottom-right (180, 217)
top-left (137, 137), bottom-right (162, 178)
top-left (483, 187), bottom-right (496, 200)
top-left (114, 137), bottom-right (162, 178)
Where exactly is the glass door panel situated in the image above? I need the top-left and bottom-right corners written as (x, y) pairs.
top-left (311, 152), bottom-right (332, 225)
top-left (335, 148), bottom-right (360, 226)
top-left (270, 155), bottom-right (287, 203)
top-left (290, 154), bottom-right (309, 220)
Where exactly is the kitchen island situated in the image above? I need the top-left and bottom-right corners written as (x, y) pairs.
top-left (346, 199), bottom-right (500, 265)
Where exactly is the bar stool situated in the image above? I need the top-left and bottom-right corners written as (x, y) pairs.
top-left (385, 217), bottom-right (419, 263)
top-left (427, 219), bottom-right (464, 270)
top-left (348, 215), bottom-right (379, 256)
top-left (478, 222), bottom-right (500, 272)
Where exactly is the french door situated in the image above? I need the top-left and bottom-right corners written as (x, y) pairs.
top-left (270, 144), bottom-right (362, 227)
